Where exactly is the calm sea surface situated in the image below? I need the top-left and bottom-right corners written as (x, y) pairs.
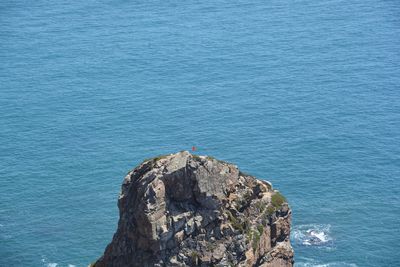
top-left (1, 0), bottom-right (399, 266)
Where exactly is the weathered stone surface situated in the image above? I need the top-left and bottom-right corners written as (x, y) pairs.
top-left (93, 151), bottom-right (293, 267)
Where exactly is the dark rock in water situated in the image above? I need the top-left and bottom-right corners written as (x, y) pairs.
top-left (92, 151), bottom-right (293, 267)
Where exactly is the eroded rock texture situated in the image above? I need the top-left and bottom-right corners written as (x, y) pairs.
top-left (94, 151), bottom-right (293, 267)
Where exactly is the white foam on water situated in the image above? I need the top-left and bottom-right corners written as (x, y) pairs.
top-left (292, 224), bottom-right (332, 246)
top-left (41, 254), bottom-right (76, 267)
top-left (41, 256), bottom-right (75, 267)
top-left (296, 258), bottom-right (358, 267)
top-left (296, 262), bottom-right (358, 267)
top-left (41, 256), bottom-right (57, 267)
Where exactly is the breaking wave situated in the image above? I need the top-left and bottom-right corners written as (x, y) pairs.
top-left (292, 224), bottom-right (333, 246)
top-left (41, 257), bottom-right (76, 267)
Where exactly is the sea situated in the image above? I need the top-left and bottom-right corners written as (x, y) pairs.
top-left (1, 0), bottom-right (399, 266)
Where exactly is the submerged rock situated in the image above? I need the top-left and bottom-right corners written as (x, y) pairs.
top-left (93, 151), bottom-right (293, 267)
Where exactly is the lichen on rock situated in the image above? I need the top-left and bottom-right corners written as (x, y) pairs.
top-left (93, 151), bottom-right (293, 267)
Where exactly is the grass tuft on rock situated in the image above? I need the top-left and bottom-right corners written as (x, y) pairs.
top-left (271, 191), bottom-right (286, 208)
top-left (226, 211), bottom-right (250, 234)
top-left (250, 229), bottom-right (261, 251)
top-left (192, 154), bottom-right (202, 161)
top-left (257, 224), bottom-right (264, 235)
top-left (206, 156), bottom-right (216, 161)
top-left (190, 251), bottom-right (199, 265)
top-left (141, 154), bottom-right (169, 165)
top-left (255, 201), bottom-right (266, 213)
top-left (267, 205), bottom-right (275, 215)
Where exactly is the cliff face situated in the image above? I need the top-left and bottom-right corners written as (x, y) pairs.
top-left (94, 151), bottom-right (293, 267)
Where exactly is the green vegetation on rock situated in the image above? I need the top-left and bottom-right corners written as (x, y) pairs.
top-left (190, 251), bottom-right (199, 265)
top-left (255, 201), bottom-right (266, 213)
top-left (271, 191), bottom-right (286, 208)
top-left (252, 230), bottom-right (261, 251)
top-left (267, 205), bottom-right (275, 215)
top-left (226, 210), bottom-right (243, 232)
top-left (192, 154), bottom-right (202, 161)
top-left (142, 154), bottom-right (169, 164)
top-left (257, 224), bottom-right (264, 235)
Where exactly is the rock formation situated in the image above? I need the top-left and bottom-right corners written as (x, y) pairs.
top-left (93, 151), bottom-right (293, 267)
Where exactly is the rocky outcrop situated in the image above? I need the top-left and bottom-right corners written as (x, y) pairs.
top-left (93, 151), bottom-right (293, 267)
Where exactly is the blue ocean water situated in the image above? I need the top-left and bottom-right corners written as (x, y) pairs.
top-left (1, 0), bottom-right (400, 266)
